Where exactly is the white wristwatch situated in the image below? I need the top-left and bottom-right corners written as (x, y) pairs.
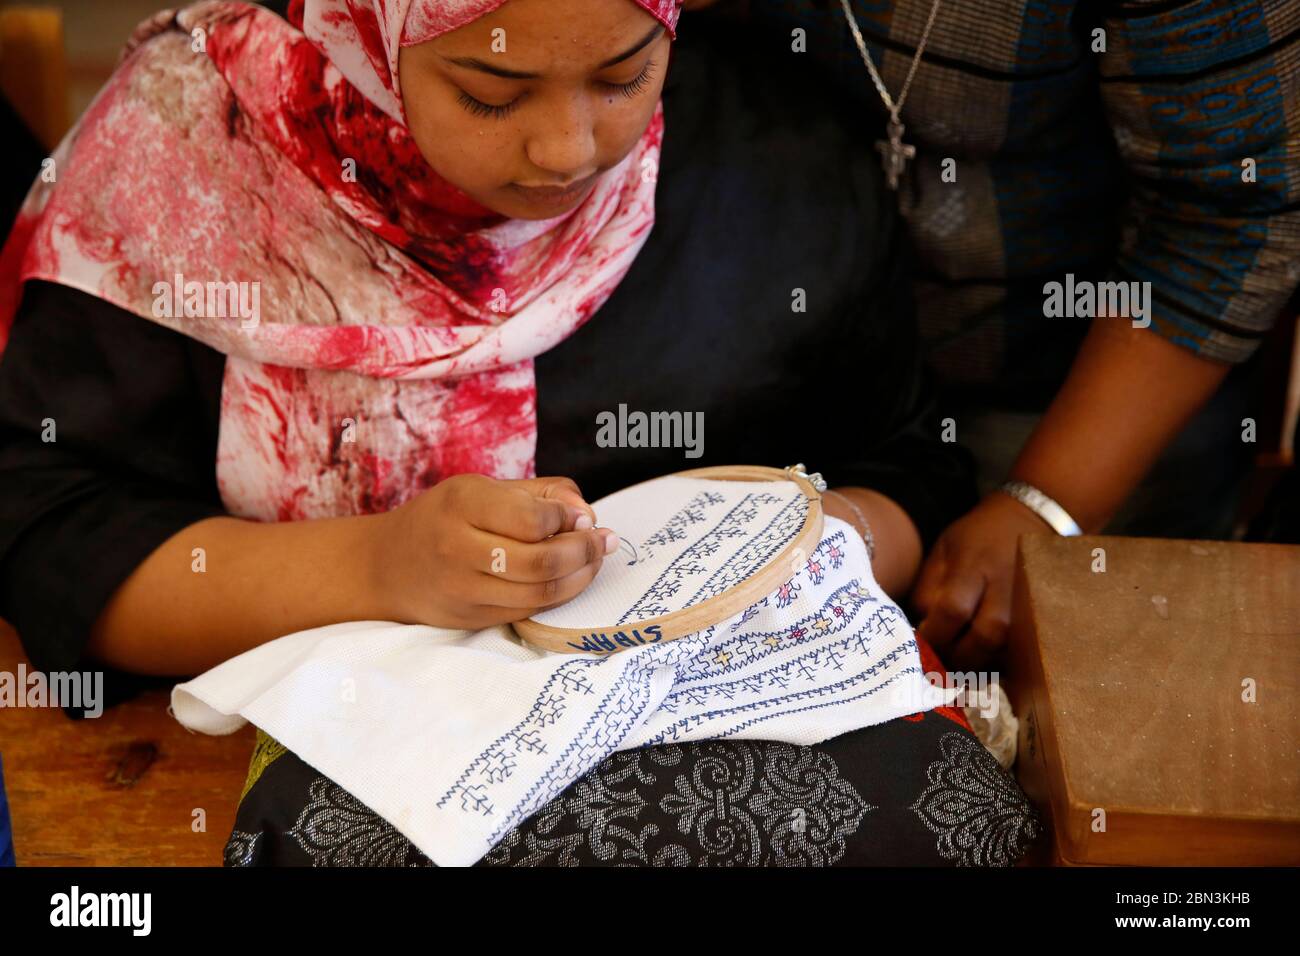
top-left (999, 480), bottom-right (1083, 536)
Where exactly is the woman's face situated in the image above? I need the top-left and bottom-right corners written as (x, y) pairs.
top-left (399, 0), bottom-right (670, 220)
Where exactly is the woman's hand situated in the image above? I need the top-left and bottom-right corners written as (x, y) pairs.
top-left (911, 492), bottom-right (1051, 669)
top-left (375, 474), bottom-right (618, 630)
top-left (913, 317), bottom-right (1234, 671)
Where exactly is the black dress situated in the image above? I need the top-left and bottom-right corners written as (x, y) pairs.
top-left (0, 15), bottom-right (1038, 865)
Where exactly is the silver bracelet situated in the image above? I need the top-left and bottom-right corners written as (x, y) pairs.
top-left (999, 480), bottom-right (1083, 536)
top-left (825, 489), bottom-right (876, 560)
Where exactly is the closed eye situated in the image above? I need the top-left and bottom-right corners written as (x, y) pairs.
top-left (603, 60), bottom-right (656, 100)
top-left (457, 90), bottom-right (520, 119)
top-left (455, 59), bottom-right (658, 120)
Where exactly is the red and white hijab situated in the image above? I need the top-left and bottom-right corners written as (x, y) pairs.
top-left (0, 0), bottom-right (681, 520)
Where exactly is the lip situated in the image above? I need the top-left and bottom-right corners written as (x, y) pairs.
top-left (510, 174), bottom-right (599, 210)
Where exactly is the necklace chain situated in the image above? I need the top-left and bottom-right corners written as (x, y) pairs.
top-left (838, 0), bottom-right (941, 122)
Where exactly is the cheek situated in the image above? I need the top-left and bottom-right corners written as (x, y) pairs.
top-left (589, 88), bottom-right (664, 174)
top-left (405, 90), bottom-right (519, 194)
top-left (399, 74), bottom-right (665, 211)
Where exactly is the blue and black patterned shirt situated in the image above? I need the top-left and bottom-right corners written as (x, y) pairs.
top-left (746, 0), bottom-right (1300, 402)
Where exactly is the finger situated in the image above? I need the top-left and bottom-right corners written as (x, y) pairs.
top-left (910, 548), bottom-right (948, 618)
top-left (465, 484), bottom-right (572, 542)
top-left (516, 477), bottom-right (596, 528)
top-left (440, 604), bottom-right (540, 631)
top-left (471, 550), bottom-right (608, 610)
top-left (516, 475), bottom-right (585, 500)
top-left (475, 528), bottom-right (618, 583)
top-left (949, 572), bottom-right (1013, 670)
top-left (916, 569), bottom-right (985, 649)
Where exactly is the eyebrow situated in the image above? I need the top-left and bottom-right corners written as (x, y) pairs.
top-left (442, 24), bottom-right (665, 80)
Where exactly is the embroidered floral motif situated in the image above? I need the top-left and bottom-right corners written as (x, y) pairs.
top-left (774, 578), bottom-right (801, 608)
top-left (240, 729), bottom-right (288, 802)
top-left (288, 777), bottom-right (432, 867)
top-left (223, 828), bottom-right (262, 867)
top-left (482, 747), bottom-right (685, 866)
top-left (227, 729), bottom-right (1039, 867)
top-left (910, 732), bottom-right (1041, 866)
top-left (483, 742), bottom-right (871, 867)
top-left (757, 744), bottom-right (877, 866)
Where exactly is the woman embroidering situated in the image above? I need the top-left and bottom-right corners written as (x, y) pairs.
top-left (0, 0), bottom-right (1039, 866)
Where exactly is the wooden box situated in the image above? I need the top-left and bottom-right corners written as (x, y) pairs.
top-left (1006, 535), bottom-right (1300, 866)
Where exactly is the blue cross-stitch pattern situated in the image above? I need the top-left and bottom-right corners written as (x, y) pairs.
top-left (681, 497), bottom-right (807, 609)
top-left (643, 588), bottom-right (910, 740)
top-left (641, 490), bottom-right (725, 559)
top-left (674, 531), bottom-right (863, 683)
top-left (439, 523), bottom-right (923, 846)
top-left (641, 644), bottom-right (917, 747)
top-left (435, 656), bottom-right (601, 816)
top-left (703, 664), bottom-right (924, 744)
top-left (675, 580), bottom-right (868, 683)
top-left (482, 629), bottom-right (718, 842)
top-left (618, 491), bottom-right (800, 624)
top-left (436, 627), bottom-right (715, 825)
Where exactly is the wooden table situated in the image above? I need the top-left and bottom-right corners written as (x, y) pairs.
top-left (0, 622), bottom-right (254, 866)
top-left (1007, 535), bottom-right (1300, 866)
top-left (3, 536), bottom-right (1296, 867)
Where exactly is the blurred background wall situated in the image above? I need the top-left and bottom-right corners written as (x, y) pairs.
top-left (0, 1), bottom-right (271, 146)
top-left (17, 1), bottom-right (165, 119)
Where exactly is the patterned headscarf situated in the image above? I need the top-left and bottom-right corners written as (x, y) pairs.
top-left (307, 0), bottom-right (681, 121)
top-left (0, 0), bottom-right (681, 521)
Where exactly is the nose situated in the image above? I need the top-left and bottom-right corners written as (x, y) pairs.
top-left (524, 92), bottom-right (598, 182)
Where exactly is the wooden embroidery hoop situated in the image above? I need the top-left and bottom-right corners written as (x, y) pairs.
top-left (512, 463), bottom-right (826, 655)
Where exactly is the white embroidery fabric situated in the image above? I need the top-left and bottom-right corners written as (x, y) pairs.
top-left (530, 476), bottom-right (810, 639)
top-left (171, 515), bottom-right (949, 867)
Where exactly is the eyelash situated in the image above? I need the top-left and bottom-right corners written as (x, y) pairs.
top-left (457, 90), bottom-right (518, 120)
top-left (611, 60), bottom-right (656, 100)
top-left (456, 60), bottom-right (657, 120)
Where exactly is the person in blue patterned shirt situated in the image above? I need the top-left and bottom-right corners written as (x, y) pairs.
top-left (685, 0), bottom-right (1299, 666)
top-left (0, 755), bottom-right (14, 866)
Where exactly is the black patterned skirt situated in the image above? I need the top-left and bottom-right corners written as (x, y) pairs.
top-left (225, 642), bottom-right (1042, 867)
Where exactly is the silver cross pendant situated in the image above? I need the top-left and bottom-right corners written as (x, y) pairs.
top-left (875, 117), bottom-right (916, 191)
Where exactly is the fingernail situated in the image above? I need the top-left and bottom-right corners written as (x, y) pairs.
top-left (575, 513), bottom-right (594, 531)
top-left (603, 531), bottom-right (620, 555)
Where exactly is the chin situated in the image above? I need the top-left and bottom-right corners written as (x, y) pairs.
top-left (496, 195), bottom-right (586, 221)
